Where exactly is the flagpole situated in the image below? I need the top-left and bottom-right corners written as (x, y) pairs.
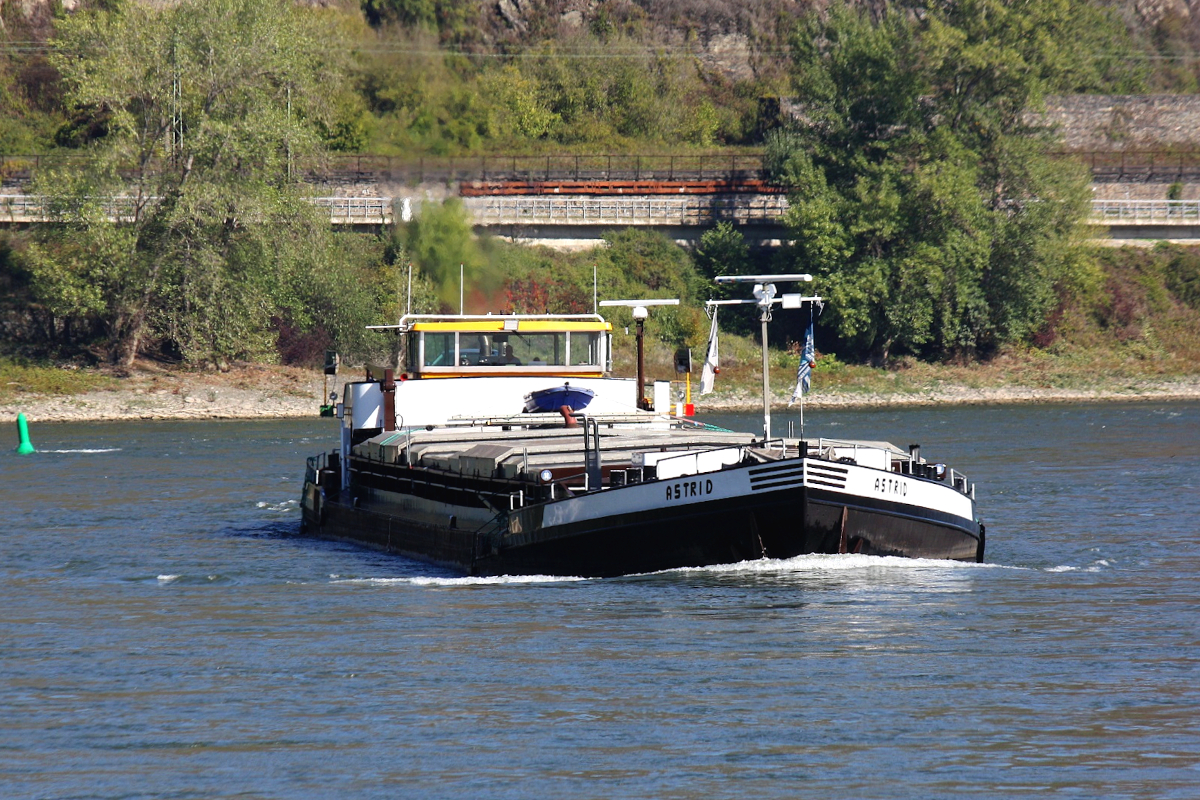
top-left (800, 304), bottom-right (809, 440)
top-left (712, 274), bottom-right (814, 443)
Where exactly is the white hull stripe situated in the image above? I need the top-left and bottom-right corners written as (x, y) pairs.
top-left (539, 457), bottom-right (974, 529)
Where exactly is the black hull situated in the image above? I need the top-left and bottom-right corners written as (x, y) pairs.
top-left (302, 480), bottom-right (983, 578)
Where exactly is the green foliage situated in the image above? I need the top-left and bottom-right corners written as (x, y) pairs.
top-left (363, 0), bottom-right (437, 29)
top-left (1080, 245), bottom-right (1200, 368)
top-left (319, 92), bottom-right (375, 152)
top-left (353, 25), bottom-right (761, 154)
top-left (694, 221), bottom-right (749, 283)
top-left (492, 247), bottom-right (596, 315)
top-left (477, 65), bottom-right (561, 142)
top-left (773, 3), bottom-right (1107, 362)
top-left (361, 0), bottom-right (479, 41)
top-left (693, 221), bottom-right (765, 334)
top-left (0, 10), bottom-right (63, 153)
top-left (20, 0), bottom-right (362, 367)
top-left (0, 358), bottom-right (116, 401)
top-left (474, 230), bottom-right (709, 348)
top-left (401, 197), bottom-right (487, 308)
top-left (1164, 248), bottom-right (1200, 311)
top-left (596, 229), bottom-right (707, 347)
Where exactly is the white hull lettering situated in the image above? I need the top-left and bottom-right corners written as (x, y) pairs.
top-left (667, 478), bottom-right (715, 501)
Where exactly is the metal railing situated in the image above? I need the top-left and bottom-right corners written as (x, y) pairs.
top-left (466, 195), bottom-right (788, 226)
top-left (1090, 199), bottom-right (1200, 223)
top-left (9, 193), bottom-right (1200, 232)
top-left (309, 196), bottom-right (393, 224)
top-left (11, 150), bottom-right (1200, 186)
top-left (1, 152), bottom-right (769, 185)
top-left (0, 194), bottom-right (392, 225)
top-left (1061, 150), bottom-right (1200, 181)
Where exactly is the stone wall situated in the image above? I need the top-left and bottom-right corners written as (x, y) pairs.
top-left (1040, 95), bottom-right (1200, 151)
top-left (1092, 183), bottom-right (1200, 201)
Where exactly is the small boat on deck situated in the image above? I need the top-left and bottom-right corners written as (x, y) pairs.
top-left (300, 286), bottom-right (985, 577)
top-left (524, 383), bottom-right (596, 413)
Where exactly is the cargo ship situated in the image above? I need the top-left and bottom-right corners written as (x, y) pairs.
top-left (300, 284), bottom-right (984, 576)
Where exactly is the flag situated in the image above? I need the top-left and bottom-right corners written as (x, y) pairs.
top-left (699, 308), bottom-right (719, 395)
top-left (789, 315), bottom-right (815, 406)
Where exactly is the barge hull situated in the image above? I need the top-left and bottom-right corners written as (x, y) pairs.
top-left (302, 483), bottom-right (982, 578)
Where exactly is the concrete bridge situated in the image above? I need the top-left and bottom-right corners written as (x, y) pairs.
top-left (460, 195), bottom-right (1200, 249)
top-left (1090, 200), bottom-right (1200, 241)
top-left (0, 194), bottom-right (393, 227)
top-left (5, 192), bottom-right (1200, 247)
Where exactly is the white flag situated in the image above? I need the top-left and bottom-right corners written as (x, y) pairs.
top-left (699, 308), bottom-right (719, 395)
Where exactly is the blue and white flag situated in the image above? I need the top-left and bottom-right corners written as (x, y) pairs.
top-left (788, 316), bottom-right (815, 407)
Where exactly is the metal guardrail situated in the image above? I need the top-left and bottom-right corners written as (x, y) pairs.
top-left (7, 192), bottom-right (1200, 232)
top-left (1090, 199), bottom-right (1200, 223)
top-left (10, 150), bottom-right (1200, 185)
top-left (466, 195), bottom-right (788, 226)
top-left (1067, 150), bottom-right (1200, 181)
top-left (309, 196), bottom-right (393, 224)
top-left (1, 153), bottom-right (769, 184)
top-left (0, 194), bottom-right (392, 225)
top-left (324, 153), bottom-right (770, 183)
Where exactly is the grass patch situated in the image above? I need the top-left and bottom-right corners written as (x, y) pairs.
top-left (0, 360), bottom-right (118, 402)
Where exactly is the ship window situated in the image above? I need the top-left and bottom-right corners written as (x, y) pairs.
top-left (569, 332), bottom-right (601, 366)
top-left (510, 333), bottom-right (565, 366)
top-left (458, 334), bottom-right (492, 365)
top-left (423, 332), bottom-right (456, 366)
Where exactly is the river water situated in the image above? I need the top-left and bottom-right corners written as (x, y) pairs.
top-left (2, 402), bottom-right (1198, 799)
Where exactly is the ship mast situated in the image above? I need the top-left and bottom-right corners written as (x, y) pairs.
top-left (598, 298), bottom-right (679, 411)
top-left (713, 274), bottom-right (820, 441)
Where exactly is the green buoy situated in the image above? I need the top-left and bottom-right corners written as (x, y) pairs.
top-left (15, 412), bottom-right (35, 455)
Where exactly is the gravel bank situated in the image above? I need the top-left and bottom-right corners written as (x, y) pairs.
top-left (3, 366), bottom-right (1199, 424)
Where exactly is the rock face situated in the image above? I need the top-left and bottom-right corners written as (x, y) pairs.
top-left (1041, 95), bottom-right (1200, 151)
top-left (696, 31), bottom-right (754, 83)
top-left (1133, 0), bottom-right (1196, 25)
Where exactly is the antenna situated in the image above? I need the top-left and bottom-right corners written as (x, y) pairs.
top-left (713, 274), bottom-right (818, 441)
top-left (715, 274), bottom-right (813, 284)
top-left (599, 299), bottom-right (680, 411)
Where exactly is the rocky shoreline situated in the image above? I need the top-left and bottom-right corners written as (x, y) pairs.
top-left (3, 366), bottom-right (1199, 424)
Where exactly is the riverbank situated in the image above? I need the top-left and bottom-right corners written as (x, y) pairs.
top-left (3, 361), bottom-right (1199, 424)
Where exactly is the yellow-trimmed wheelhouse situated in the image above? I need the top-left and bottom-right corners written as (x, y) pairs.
top-left (397, 314), bottom-right (613, 379)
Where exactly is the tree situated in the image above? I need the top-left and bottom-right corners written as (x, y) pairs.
top-left (402, 197), bottom-right (488, 310)
top-left (30, 0), bottom-right (351, 367)
top-left (772, 2), bottom-right (1123, 362)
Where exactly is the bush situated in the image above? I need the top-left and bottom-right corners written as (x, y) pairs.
top-left (1165, 248), bottom-right (1200, 310)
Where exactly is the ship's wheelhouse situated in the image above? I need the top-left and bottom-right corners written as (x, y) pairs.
top-left (401, 315), bottom-right (612, 379)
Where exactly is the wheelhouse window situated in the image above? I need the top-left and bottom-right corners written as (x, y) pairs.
top-left (422, 332), bottom-right (456, 366)
top-left (411, 326), bottom-right (607, 373)
top-left (569, 332), bottom-right (601, 366)
top-left (509, 333), bottom-right (566, 366)
top-left (455, 334), bottom-right (523, 365)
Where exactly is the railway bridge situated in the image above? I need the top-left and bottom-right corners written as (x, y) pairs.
top-left (5, 151), bottom-right (1200, 247)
